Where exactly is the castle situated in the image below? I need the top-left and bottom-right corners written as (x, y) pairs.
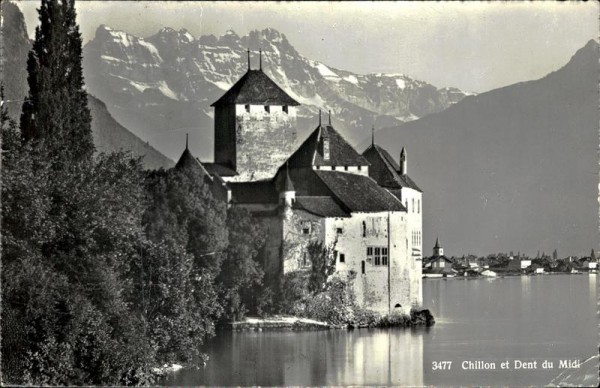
top-left (176, 52), bottom-right (423, 315)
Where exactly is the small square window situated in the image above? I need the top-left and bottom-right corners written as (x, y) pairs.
top-left (358, 166), bottom-right (362, 171)
top-left (245, 104), bottom-right (250, 112)
top-left (332, 166), bottom-right (336, 171)
top-left (344, 166), bottom-right (348, 171)
top-left (340, 254), bottom-right (345, 263)
top-left (302, 228), bottom-right (310, 235)
top-left (264, 105), bottom-right (270, 113)
top-left (336, 227), bottom-right (343, 234)
top-left (283, 105), bottom-right (289, 114)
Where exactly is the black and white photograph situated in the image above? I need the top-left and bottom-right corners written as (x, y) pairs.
top-left (1, 1), bottom-right (598, 386)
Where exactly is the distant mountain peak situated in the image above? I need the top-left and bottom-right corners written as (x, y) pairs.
top-left (83, 24), bottom-right (472, 160)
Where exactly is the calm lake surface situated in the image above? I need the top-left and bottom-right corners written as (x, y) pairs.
top-left (163, 274), bottom-right (598, 386)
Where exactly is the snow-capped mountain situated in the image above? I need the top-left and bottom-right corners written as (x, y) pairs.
top-left (83, 26), bottom-right (472, 161)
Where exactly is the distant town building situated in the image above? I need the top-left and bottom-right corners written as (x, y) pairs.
top-left (520, 259), bottom-right (532, 269)
top-left (174, 52), bottom-right (424, 315)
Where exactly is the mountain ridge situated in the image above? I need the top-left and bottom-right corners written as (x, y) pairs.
top-left (360, 39), bottom-right (599, 257)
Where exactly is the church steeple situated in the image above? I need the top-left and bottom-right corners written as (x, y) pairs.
top-left (433, 237), bottom-right (444, 257)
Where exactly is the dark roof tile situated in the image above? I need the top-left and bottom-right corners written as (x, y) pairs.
top-left (362, 144), bottom-right (422, 192)
top-left (293, 196), bottom-right (350, 217)
top-left (211, 70), bottom-right (300, 107)
top-left (175, 148), bottom-right (211, 176)
top-left (314, 170), bottom-right (406, 212)
top-left (287, 124), bottom-right (370, 168)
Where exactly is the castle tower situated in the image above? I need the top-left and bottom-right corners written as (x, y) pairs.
top-left (433, 238), bottom-right (444, 257)
top-left (210, 50), bottom-right (300, 182)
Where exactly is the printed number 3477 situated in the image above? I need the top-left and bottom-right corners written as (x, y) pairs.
top-left (432, 361), bottom-right (452, 370)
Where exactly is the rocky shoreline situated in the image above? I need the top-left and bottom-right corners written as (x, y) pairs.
top-left (223, 309), bottom-right (435, 331)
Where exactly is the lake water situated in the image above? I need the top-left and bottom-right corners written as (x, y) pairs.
top-left (162, 274), bottom-right (598, 386)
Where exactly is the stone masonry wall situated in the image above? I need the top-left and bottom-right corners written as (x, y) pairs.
top-left (229, 105), bottom-right (298, 182)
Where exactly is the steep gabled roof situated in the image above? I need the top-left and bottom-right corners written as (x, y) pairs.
top-left (314, 170), bottom-right (406, 212)
top-left (210, 69), bottom-right (300, 107)
top-left (287, 124), bottom-right (370, 168)
top-left (362, 144), bottom-right (422, 192)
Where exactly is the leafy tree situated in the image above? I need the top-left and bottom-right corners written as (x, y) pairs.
top-left (143, 167), bottom-right (227, 271)
top-left (308, 241), bottom-right (336, 294)
top-left (217, 206), bottom-right (266, 321)
top-left (142, 166), bottom-right (227, 357)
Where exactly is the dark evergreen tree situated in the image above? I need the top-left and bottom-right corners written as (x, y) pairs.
top-left (552, 249), bottom-right (558, 261)
top-left (20, 0), bottom-right (93, 164)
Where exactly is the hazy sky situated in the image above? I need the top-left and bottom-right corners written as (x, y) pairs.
top-left (15, 1), bottom-right (598, 92)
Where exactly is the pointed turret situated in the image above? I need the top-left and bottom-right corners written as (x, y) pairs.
top-left (280, 163), bottom-right (296, 207)
top-left (175, 134), bottom-right (206, 173)
top-left (400, 147), bottom-right (407, 175)
top-left (371, 125), bottom-right (375, 146)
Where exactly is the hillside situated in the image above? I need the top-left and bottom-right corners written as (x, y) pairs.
top-left (361, 40), bottom-right (599, 257)
top-left (88, 95), bottom-right (174, 169)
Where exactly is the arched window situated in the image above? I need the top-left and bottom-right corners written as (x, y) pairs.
top-left (362, 221), bottom-right (367, 237)
top-left (412, 198), bottom-right (415, 213)
top-left (418, 199), bottom-right (420, 214)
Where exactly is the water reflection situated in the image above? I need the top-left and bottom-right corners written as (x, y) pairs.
top-left (164, 328), bottom-right (425, 386)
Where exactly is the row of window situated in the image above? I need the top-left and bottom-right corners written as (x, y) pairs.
top-left (367, 246), bottom-right (389, 266)
top-left (337, 246), bottom-right (388, 268)
top-left (315, 165), bottom-right (363, 171)
top-left (302, 246), bottom-right (389, 273)
top-left (404, 198), bottom-right (421, 214)
top-left (412, 230), bottom-right (421, 246)
top-left (244, 104), bottom-right (290, 113)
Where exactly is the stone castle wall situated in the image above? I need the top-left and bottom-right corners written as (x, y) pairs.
top-left (216, 105), bottom-right (298, 182)
top-left (281, 208), bottom-right (421, 316)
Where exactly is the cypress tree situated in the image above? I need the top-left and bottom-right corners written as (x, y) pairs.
top-left (20, 0), bottom-right (93, 164)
